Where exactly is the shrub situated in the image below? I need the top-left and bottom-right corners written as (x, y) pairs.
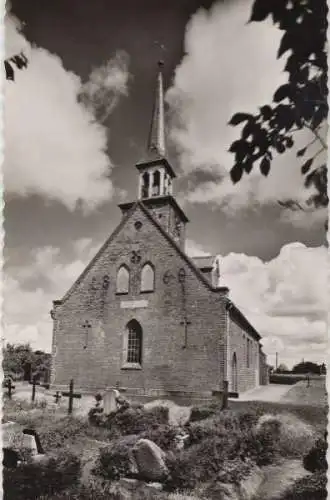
top-left (303, 437), bottom-right (328, 472)
top-left (189, 402), bottom-right (219, 422)
top-left (165, 432), bottom-right (253, 491)
top-left (93, 434), bottom-right (139, 480)
top-left (37, 417), bottom-right (90, 450)
top-left (88, 406), bottom-right (105, 426)
top-left (3, 451), bottom-right (81, 500)
top-left (255, 413), bottom-right (316, 459)
top-left (245, 419), bottom-right (281, 466)
top-left (280, 471), bottom-right (327, 500)
top-left (141, 424), bottom-right (179, 451)
top-left (186, 418), bottom-right (227, 446)
top-left (105, 405), bottom-right (169, 437)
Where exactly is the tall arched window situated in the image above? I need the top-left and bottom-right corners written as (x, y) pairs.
top-left (126, 319), bottom-right (143, 364)
top-left (116, 265), bottom-right (130, 294)
top-left (141, 263), bottom-right (155, 292)
top-left (141, 172), bottom-right (149, 198)
top-left (152, 170), bottom-right (161, 196)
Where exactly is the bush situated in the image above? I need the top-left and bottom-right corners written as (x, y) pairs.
top-left (37, 417), bottom-right (90, 450)
top-left (303, 437), bottom-right (328, 472)
top-left (105, 406), bottom-right (169, 437)
top-left (186, 418), bottom-right (227, 446)
top-left (280, 471), bottom-right (327, 500)
top-left (141, 424), bottom-right (179, 451)
top-left (3, 451), bottom-right (81, 500)
top-left (254, 413), bottom-right (316, 459)
top-left (189, 402), bottom-right (219, 422)
top-left (93, 434), bottom-right (139, 480)
top-left (165, 431), bottom-right (253, 491)
top-left (270, 374), bottom-right (306, 385)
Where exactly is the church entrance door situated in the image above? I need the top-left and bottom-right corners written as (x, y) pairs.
top-left (231, 353), bottom-right (238, 393)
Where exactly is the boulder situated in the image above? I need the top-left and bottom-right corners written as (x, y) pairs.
top-left (132, 438), bottom-right (169, 482)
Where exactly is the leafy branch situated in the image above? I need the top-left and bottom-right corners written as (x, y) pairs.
top-left (228, 0), bottom-right (328, 211)
top-left (5, 52), bottom-right (28, 81)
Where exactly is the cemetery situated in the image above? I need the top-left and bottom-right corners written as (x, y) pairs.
top-left (2, 375), bottom-right (327, 500)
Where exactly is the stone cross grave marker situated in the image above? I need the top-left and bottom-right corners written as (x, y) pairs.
top-left (103, 388), bottom-right (119, 415)
top-left (62, 379), bottom-right (82, 415)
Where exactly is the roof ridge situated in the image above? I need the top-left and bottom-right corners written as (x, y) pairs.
top-left (54, 201), bottom-right (139, 305)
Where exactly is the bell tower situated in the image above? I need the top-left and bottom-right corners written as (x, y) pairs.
top-left (119, 61), bottom-right (188, 249)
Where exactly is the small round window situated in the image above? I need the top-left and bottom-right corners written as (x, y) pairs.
top-left (134, 221), bottom-right (142, 230)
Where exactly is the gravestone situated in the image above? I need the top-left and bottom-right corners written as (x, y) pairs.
top-left (2, 423), bottom-right (45, 467)
top-left (103, 388), bottom-right (119, 415)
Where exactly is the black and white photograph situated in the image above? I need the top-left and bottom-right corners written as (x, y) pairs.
top-left (2, 0), bottom-right (328, 498)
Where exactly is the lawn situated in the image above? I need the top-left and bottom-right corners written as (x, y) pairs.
top-left (281, 378), bottom-right (327, 407)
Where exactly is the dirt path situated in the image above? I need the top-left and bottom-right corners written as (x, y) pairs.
top-left (235, 384), bottom-right (293, 402)
top-left (253, 459), bottom-right (310, 500)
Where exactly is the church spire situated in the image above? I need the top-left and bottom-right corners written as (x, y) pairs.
top-left (147, 60), bottom-right (166, 158)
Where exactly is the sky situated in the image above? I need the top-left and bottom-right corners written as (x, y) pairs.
top-left (3, 0), bottom-right (327, 369)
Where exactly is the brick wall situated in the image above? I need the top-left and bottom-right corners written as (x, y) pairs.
top-left (227, 317), bottom-right (260, 393)
top-left (51, 204), bottom-right (228, 397)
top-left (259, 351), bottom-right (269, 385)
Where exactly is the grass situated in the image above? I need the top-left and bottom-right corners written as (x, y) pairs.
top-left (281, 379), bottom-right (328, 407)
top-left (228, 399), bottom-right (327, 433)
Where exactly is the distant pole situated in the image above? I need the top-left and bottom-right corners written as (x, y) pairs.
top-left (275, 352), bottom-right (278, 371)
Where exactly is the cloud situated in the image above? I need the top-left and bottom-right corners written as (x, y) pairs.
top-left (4, 13), bottom-right (129, 211)
top-left (217, 242), bottom-right (327, 368)
top-left (79, 51), bottom-right (130, 124)
top-left (167, 0), bottom-right (325, 225)
top-left (3, 239), bottom-right (102, 352)
top-left (185, 238), bottom-right (211, 257)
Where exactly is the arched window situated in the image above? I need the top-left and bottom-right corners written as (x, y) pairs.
top-left (126, 320), bottom-right (143, 364)
top-left (141, 263), bottom-right (155, 292)
top-left (141, 172), bottom-right (149, 198)
top-left (116, 265), bottom-right (130, 294)
top-left (152, 170), bottom-right (161, 196)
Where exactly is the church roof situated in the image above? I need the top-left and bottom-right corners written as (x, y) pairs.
top-left (192, 256), bottom-right (215, 271)
top-left (118, 195), bottom-right (188, 222)
top-left (226, 300), bottom-right (261, 341)
top-left (54, 200), bottom-right (228, 306)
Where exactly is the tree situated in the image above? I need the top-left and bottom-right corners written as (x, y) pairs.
top-left (292, 361), bottom-right (321, 375)
top-left (5, 51), bottom-right (28, 81)
top-left (276, 363), bottom-right (289, 373)
top-left (229, 0), bottom-right (327, 214)
top-left (3, 343), bottom-right (51, 381)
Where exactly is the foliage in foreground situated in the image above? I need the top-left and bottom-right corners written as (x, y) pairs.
top-left (280, 471), bottom-right (327, 500)
top-left (303, 436), bottom-right (328, 473)
top-left (3, 451), bottom-right (81, 500)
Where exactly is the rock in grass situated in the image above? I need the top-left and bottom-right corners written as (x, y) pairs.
top-left (132, 438), bottom-right (169, 482)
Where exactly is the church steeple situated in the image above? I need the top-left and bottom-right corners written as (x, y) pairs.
top-left (119, 60), bottom-right (189, 250)
top-left (148, 60), bottom-right (166, 158)
top-left (136, 60), bottom-right (176, 200)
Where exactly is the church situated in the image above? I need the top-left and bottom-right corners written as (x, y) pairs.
top-left (50, 62), bottom-right (268, 402)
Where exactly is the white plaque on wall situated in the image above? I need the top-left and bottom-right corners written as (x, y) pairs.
top-left (120, 299), bottom-right (149, 309)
